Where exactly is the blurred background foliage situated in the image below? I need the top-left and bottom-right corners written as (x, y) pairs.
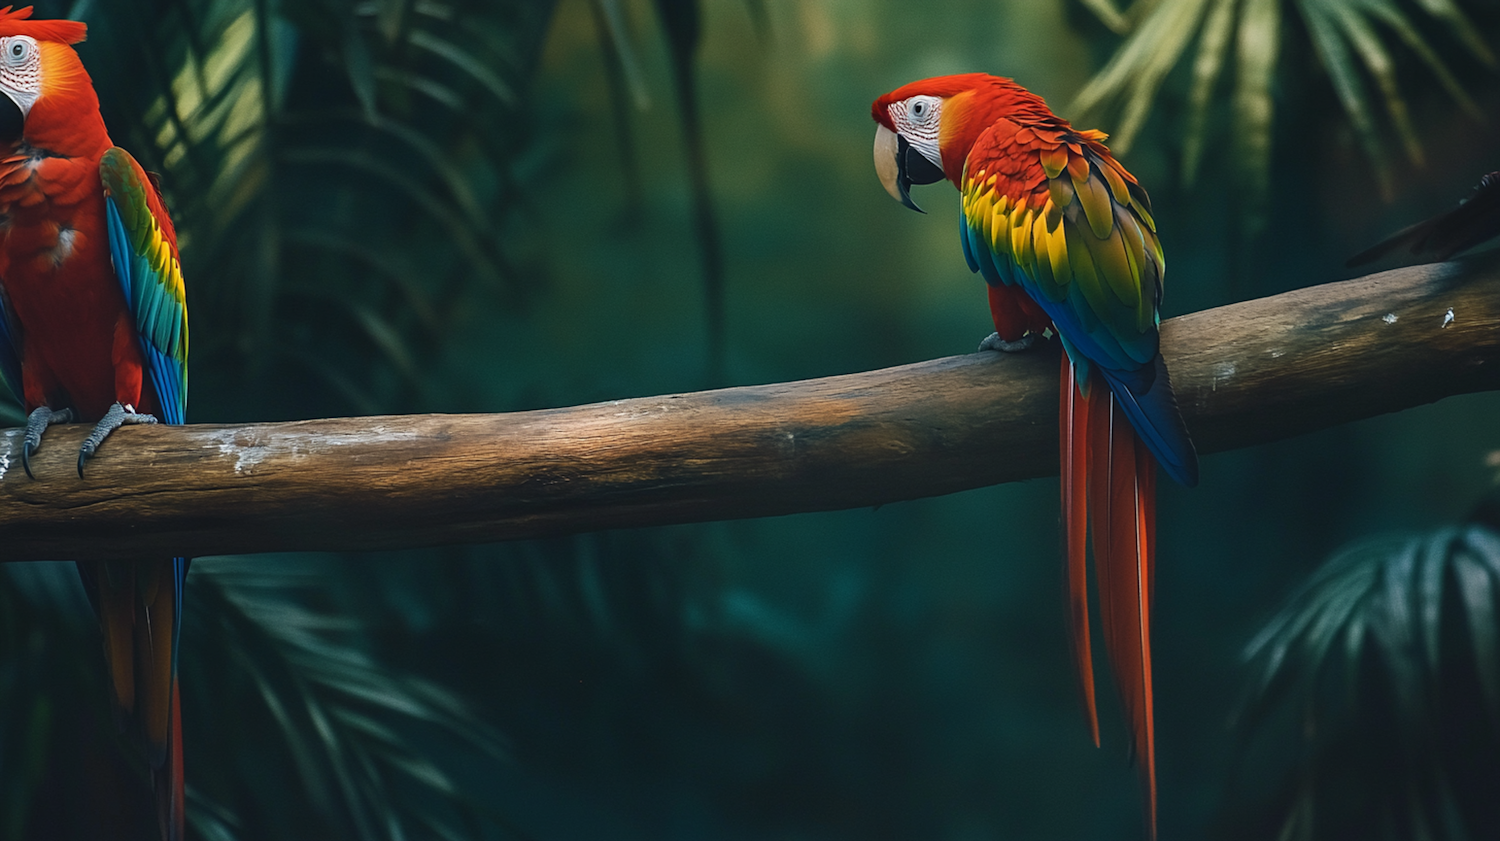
top-left (1, 0), bottom-right (1499, 838)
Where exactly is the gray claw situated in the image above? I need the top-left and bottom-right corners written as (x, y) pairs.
top-left (978, 332), bottom-right (1038, 353)
top-left (77, 402), bottom-right (157, 478)
top-left (21, 406), bottom-right (73, 479)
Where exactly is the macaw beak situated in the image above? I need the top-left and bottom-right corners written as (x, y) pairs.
top-left (874, 123), bottom-right (945, 214)
top-left (0, 88), bottom-right (25, 145)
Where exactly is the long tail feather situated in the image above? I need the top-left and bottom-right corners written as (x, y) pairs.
top-left (1060, 354), bottom-right (1100, 746)
top-left (138, 560), bottom-right (178, 766)
top-left (154, 680), bottom-right (185, 841)
top-left (89, 561), bottom-right (139, 715)
top-left (1088, 384), bottom-right (1158, 838)
top-left (79, 559), bottom-right (187, 841)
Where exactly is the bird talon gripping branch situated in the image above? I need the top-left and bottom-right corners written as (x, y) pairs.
top-left (20, 404), bottom-right (72, 478)
top-left (77, 401), bottom-right (160, 477)
top-left (978, 331), bottom-right (1037, 353)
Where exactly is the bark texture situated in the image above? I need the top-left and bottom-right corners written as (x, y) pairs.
top-left (3, 256), bottom-right (1498, 561)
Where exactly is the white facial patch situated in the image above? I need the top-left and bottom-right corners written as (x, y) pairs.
top-left (0, 36), bottom-right (40, 117)
top-left (888, 95), bottom-right (944, 169)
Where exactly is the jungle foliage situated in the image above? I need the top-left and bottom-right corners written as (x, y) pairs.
top-left (2, 0), bottom-right (1499, 838)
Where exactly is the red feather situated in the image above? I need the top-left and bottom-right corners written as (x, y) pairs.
top-left (987, 282), bottom-right (1049, 343)
top-left (1060, 355), bottom-right (1100, 747)
top-left (0, 6), bottom-right (87, 44)
top-left (154, 681), bottom-right (186, 841)
top-left (1086, 384), bottom-right (1158, 838)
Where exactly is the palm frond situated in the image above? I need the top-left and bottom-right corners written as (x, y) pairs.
top-left (1232, 523), bottom-right (1500, 838)
top-left (85, 0), bottom-right (555, 419)
top-left (1072, 0), bottom-right (1496, 231)
top-left (185, 556), bottom-right (511, 839)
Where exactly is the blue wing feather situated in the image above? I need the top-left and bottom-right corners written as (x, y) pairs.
top-left (101, 150), bottom-right (187, 427)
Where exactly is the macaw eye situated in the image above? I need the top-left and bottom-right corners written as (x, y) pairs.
top-left (6, 39), bottom-right (29, 64)
top-left (905, 96), bottom-right (940, 125)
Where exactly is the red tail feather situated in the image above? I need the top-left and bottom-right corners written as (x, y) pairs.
top-left (1060, 355), bottom-right (1099, 746)
top-left (1082, 376), bottom-right (1159, 839)
top-left (154, 680), bottom-right (185, 841)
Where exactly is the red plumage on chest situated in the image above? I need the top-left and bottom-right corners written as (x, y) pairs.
top-left (0, 148), bottom-right (152, 421)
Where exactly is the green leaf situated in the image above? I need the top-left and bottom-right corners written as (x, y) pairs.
top-left (1333, 3), bottom-right (1422, 166)
top-left (345, 23), bottom-right (379, 120)
top-left (595, 0), bottom-right (652, 110)
top-left (1180, 0), bottom-right (1236, 184)
top-left (1233, 0), bottom-right (1280, 239)
top-left (1080, 0), bottom-right (1132, 34)
top-left (377, 0), bottom-right (410, 43)
top-left (1410, 0), bottom-right (1497, 67)
top-left (407, 28), bottom-right (516, 106)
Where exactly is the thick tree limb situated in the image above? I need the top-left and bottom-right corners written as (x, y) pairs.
top-left (3, 256), bottom-right (1499, 562)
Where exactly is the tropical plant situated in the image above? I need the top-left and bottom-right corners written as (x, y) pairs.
top-left (73, 0), bottom-right (557, 421)
top-left (2, 556), bottom-right (514, 840)
top-left (2, 1), bottom-right (765, 836)
top-left (1226, 495), bottom-right (1500, 838)
top-left (3, 0), bottom-right (559, 836)
top-left (1069, 0), bottom-right (1497, 235)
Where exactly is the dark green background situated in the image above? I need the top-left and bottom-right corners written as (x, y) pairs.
top-left (3, 1), bottom-right (1498, 838)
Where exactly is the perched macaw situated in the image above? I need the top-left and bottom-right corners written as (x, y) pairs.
top-left (0, 8), bottom-right (189, 839)
top-left (872, 73), bottom-right (1198, 835)
top-left (1348, 171), bottom-right (1500, 267)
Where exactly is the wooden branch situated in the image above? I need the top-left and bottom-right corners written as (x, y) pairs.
top-left (4, 256), bottom-right (1500, 562)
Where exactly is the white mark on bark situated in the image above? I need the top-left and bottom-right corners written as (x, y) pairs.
top-left (0, 429), bottom-right (16, 481)
top-left (209, 430), bottom-right (267, 475)
top-left (1383, 313), bottom-right (1398, 324)
top-left (1212, 361), bottom-right (1236, 391)
top-left (1442, 308), bottom-right (1454, 328)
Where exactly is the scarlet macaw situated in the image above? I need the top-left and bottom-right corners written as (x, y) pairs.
top-left (0, 8), bottom-right (188, 839)
top-left (871, 73), bottom-right (1198, 835)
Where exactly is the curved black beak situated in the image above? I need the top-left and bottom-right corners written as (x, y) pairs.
top-left (0, 91), bottom-right (22, 146)
top-left (874, 124), bottom-right (946, 214)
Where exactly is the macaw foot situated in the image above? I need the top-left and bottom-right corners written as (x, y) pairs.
top-left (77, 402), bottom-right (157, 478)
top-left (22, 406), bottom-right (75, 479)
top-left (978, 332), bottom-right (1037, 353)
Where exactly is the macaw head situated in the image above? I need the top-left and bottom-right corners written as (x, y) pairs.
top-left (0, 6), bottom-right (90, 147)
top-left (871, 73), bottom-right (1052, 212)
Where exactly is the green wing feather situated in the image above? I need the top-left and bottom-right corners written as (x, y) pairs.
top-left (961, 126), bottom-right (1163, 377)
top-left (101, 148), bottom-right (188, 425)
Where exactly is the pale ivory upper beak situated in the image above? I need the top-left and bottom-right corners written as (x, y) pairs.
top-left (874, 123), bottom-right (903, 205)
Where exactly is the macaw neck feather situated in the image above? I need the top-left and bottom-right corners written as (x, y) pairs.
top-left (940, 77), bottom-right (1069, 186)
top-left (22, 41), bottom-right (108, 158)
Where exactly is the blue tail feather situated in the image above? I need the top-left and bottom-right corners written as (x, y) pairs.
top-left (1097, 354), bottom-right (1198, 487)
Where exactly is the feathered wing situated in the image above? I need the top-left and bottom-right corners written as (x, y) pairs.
top-left (89, 146), bottom-right (189, 841)
top-left (961, 123), bottom-right (1194, 485)
top-left (100, 147), bottom-right (187, 425)
top-left (961, 121), bottom-right (1196, 837)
